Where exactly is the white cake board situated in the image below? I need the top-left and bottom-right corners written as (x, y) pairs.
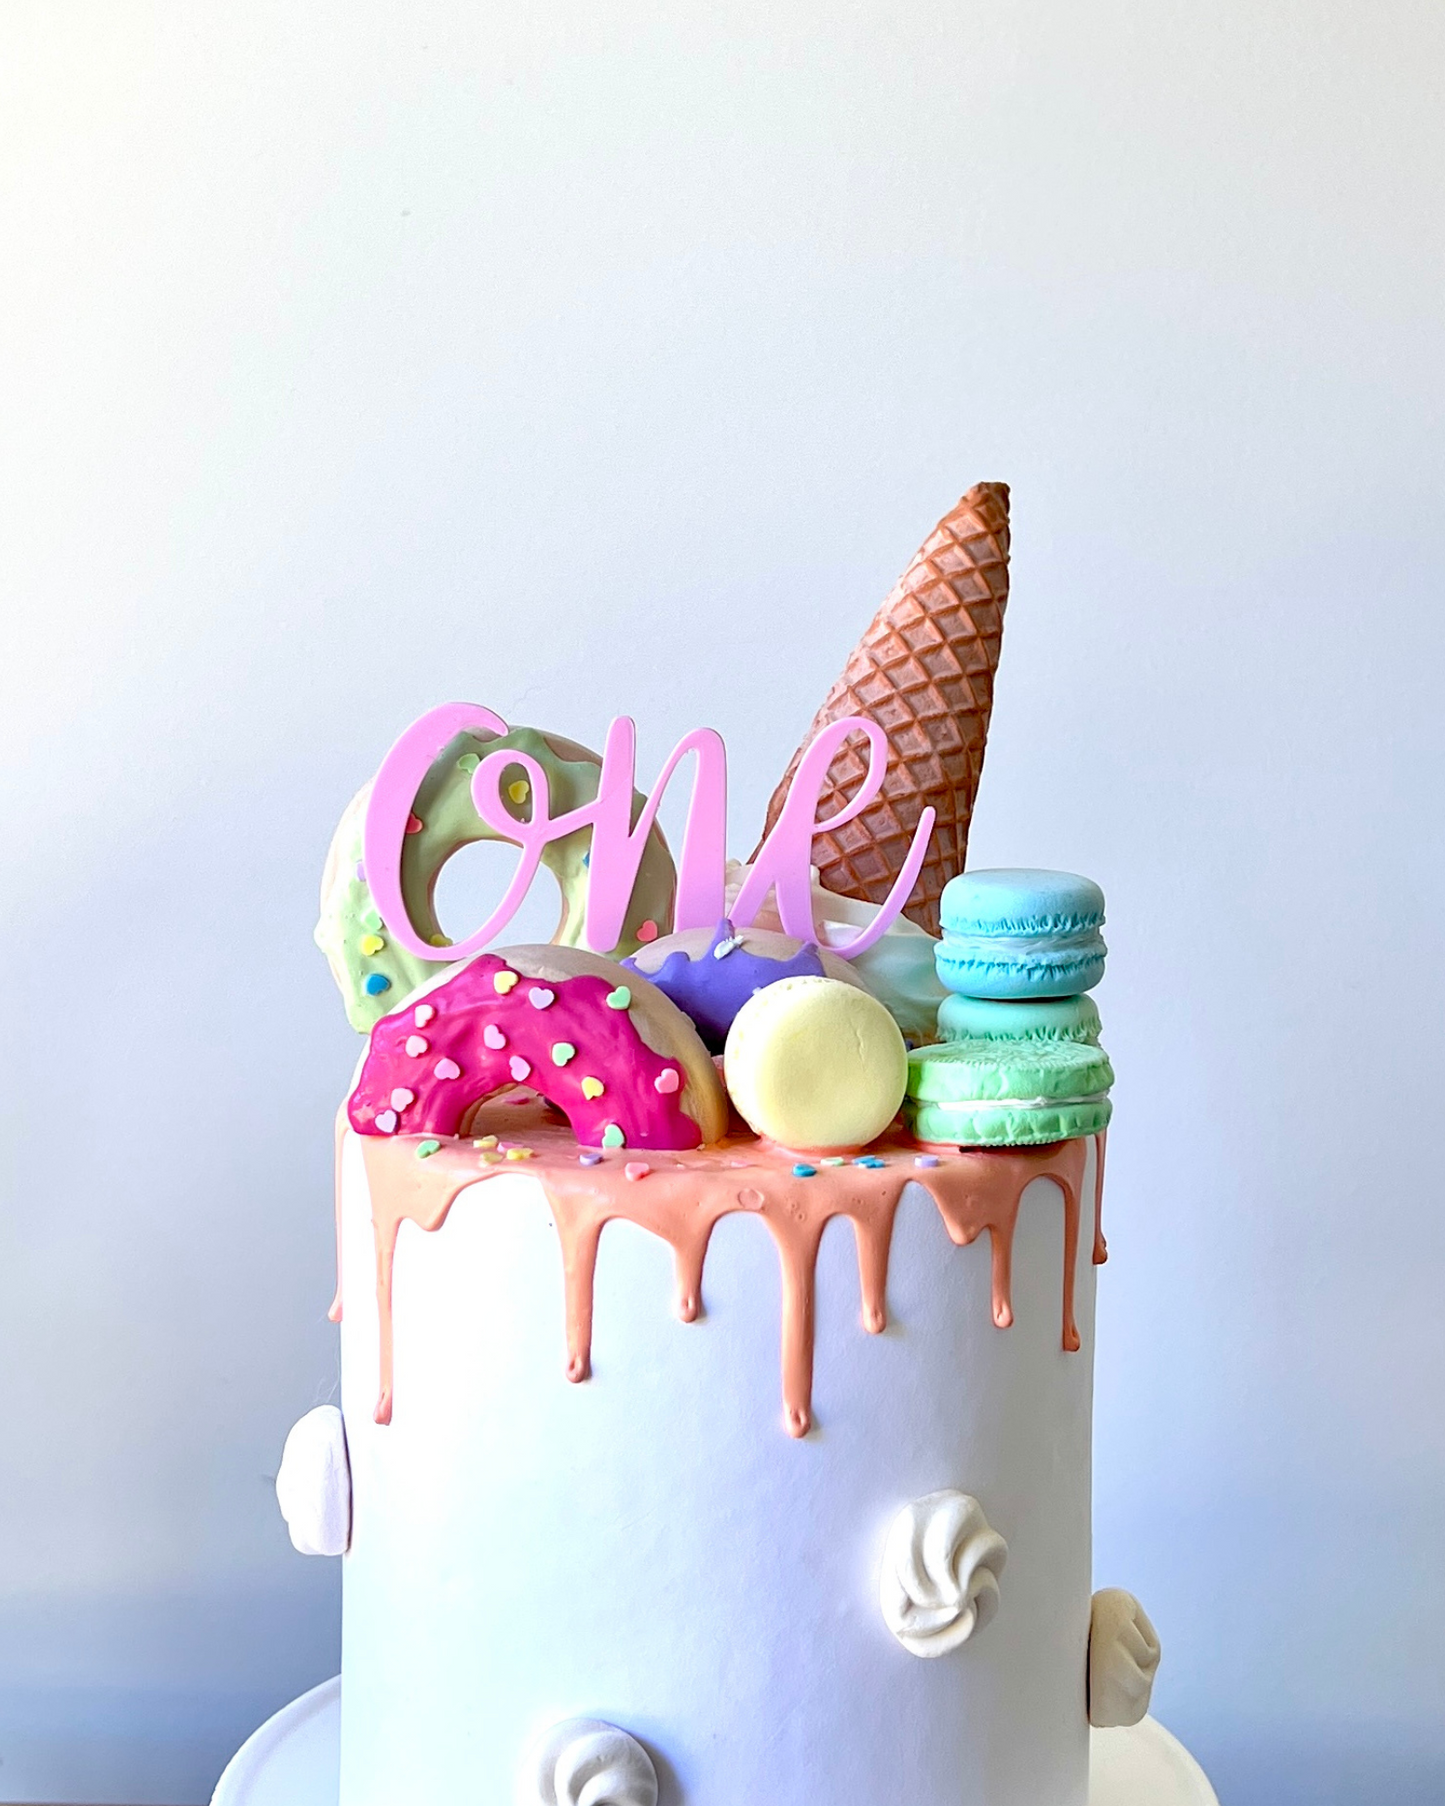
top-left (211, 1676), bottom-right (1219, 1805)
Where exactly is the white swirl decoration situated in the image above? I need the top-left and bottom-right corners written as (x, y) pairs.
top-left (879, 1490), bottom-right (1008, 1657)
top-left (524, 1718), bottom-right (659, 1806)
top-left (1088, 1589), bottom-right (1161, 1727)
top-left (275, 1405), bottom-right (351, 1557)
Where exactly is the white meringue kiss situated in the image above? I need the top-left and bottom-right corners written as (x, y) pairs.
top-left (522, 1717), bottom-right (659, 1806)
top-left (879, 1490), bottom-right (1008, 1657)
top-left (1088, 1588), bottom-right (1161, 1727)
top-left (275, 1404), bottom-right (351, 1557)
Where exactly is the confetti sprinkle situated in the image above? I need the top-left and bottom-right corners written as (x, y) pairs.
top-left (414, 1004), bottom-right (436, 1027)
top-left (405, 1034), bottom-right (429, 1057)
top-left (605, 986), bottom-right (631, 1010)
top-left (551, 1042), bottom-right (576, 1066)
top-left (528, 987), bottom-right (556, 1010)
top-left (636, 920), bottom-right (659, 943)
top-left (821, 1156), bottom-right (847, 1166)
top-left (505, 1146), bottom-right (534, 1161)
top-left (473, 1135), bottom-right (498, 1149)
top-left (483, 1024), bottom-right (507, 1050)
top-left (362, 906), bottom-right (383, 932)
top-left (852, 1155), bottom-right (886, 1169)
top-left (601, 1123), bottom-right (625, 1149)
top-left (653, 1067), bottom-right (680, 1094)
top-left (792, 1163), bottom-right (817, 1178)
top-left (624, 1161), bottom-right (651, 1181)
top-left (738, 1186), bottom-right (765, 1209)
top-left (494, 971), bottom-right (519, 995)
top-left (405, 814), bottom-right (424, 835)
top-left (456, 752), bottom-right (481, 772)
top-left (434, 1057), bottom-right (461, 1080)
top-left (580, 1077), bottom-right (605, 1100)
top-left (363, 973), bottom-right (391, 996)
top-left (416, 1139), bottom-right (441, 1159)
top-left (507, 779), bottom-right (530, 805)
top-left (355, 860), bottom-right (367, 882)
top-left (429, 933), bottom-right (452, 948)
top-left (359, 934), bottom-right (385, 957)
top-left (914, 1153), bottom-right (941, 1168)
top-left (374, 1110), bottom-right (398, 1134)
top-left (389, 1088), bottom-right (415, 1111)
top-left (509, 1055), bottom-right (532, 1082)
top-left (579, 1151), bottom-right (602, 1166)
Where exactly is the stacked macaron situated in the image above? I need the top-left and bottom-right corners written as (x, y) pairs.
top-left (907, 870), bottom-right (1113, 1147)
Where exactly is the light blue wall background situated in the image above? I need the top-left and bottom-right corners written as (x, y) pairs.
top-left (2, 3), bottom-right (1442, 1801)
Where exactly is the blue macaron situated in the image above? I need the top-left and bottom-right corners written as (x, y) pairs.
top-left (935, 869), bottom-right (1107, 1000)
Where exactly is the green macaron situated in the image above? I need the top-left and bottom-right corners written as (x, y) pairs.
top-left (906, 1037), bottom-right (1114, 1147)
top-left (936, 992), bottom-right (1102, 1045)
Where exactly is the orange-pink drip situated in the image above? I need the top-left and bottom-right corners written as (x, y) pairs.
top-left (352, 1102), bottom-right (1099, 1437)
top-left (1093, 1129), bottom-right (1109, 1265)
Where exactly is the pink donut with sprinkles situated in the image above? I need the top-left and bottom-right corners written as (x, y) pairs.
top-left (348, 945), bottom-right (729, 1151)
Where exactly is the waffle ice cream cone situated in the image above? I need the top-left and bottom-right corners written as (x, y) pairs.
top-left (754, 482), bottom-right (1010, 937)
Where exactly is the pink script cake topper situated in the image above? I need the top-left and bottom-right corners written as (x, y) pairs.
top-left (362, 703), bottom-right (935, 963)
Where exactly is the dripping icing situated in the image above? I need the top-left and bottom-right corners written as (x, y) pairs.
top-left (349, 1103), bottom-right (1102, 1436)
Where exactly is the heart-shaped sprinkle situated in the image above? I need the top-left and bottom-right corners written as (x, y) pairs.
top-left (362, 906), bottom-right (383, 931)
top-left (505, 1145), bottom-right (534, 1161)
top-left (456, 751), bottom-right (481, 773)
top-left (580, 1077), bottom-right (604, 1100)
top-left (653, 1067), bottom-right (680, 1095)
top-left (473, 1135), bottom-right (498, 1149)
top-left (405, 813), bottom-right (424, 834)
top-left (434, 1057), bottom-right (461, 1080)
top-left (600, 1123), bottom-right (625, 1149)
top-left (355, 860), bottom-right (367, 882)
top-left (405, 1035), bottom-right (429, 1057)
top-left (738, 1186), bottom-right (764, 1210)
top-left (429, 933), bottom-right (451, 948)
top-left (636, 919), bottom-right (659, 943)
top-left (363, 973), bottom-right (391, 996)
top-left (579, 1151), bottom-right (602, 1166)
top-left (359, 933), bottom-right (385, 957)
top-left (509, 1055), bottom-right (532, 1083)
top-left (389, 1088), bottom-right (415, 1111)
top-left (483, 1024), bottom-right (507, 1050)
top-left (374, 1110), bottom-right (398, 1134)
top-left (624, 1161), bottom-right (651, 1181)
top-left (414, 1004), bottom-right (436, 1027)
top-left (528, 987), bottom-right (556, 1010)
top-left (507, 778), bottom-right (531, 805)
top-left (416, 1139), bottom-right (440, 1159)
top-left (551, 1042), bottom-right (576, 1066)
top-left (493, 971), bottom-right (519, 994)
top-left (605, 986), bottom-right (631, 1010)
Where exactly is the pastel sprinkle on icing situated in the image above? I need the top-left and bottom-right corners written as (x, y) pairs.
top-left (416, 1139), bottom-right (441, 1159)
top-left (914, 1153), bottom-right (941, 1168)
top-left (624, 1161), bottom-right (651, 1181)
top-left (405, 814), bottom-right (424, 835)
top-left (405, 1035), bottom-right (429, 1056)
top-left (359, 933), bottom-right (386, 957)
top-left (600, 1123), bottom-right (625, 1149)
top-left (528, 987), bottom-right (556, 1010)
top-left (355, 860), bottom-right (366, 882)
top-left (429, 933), bottom-right (451, 948)
top-left (821, 1156), bottom-right (847, 1166)
top-left (483, 1024), bottom-right (507, 1050)
top-left (636, 919), bottom-right (659, 943)
top-left (414, 1004), bottom-right (436, 1027)
top-left (653, 1067), bottom-right (680, 1095)
top-left (363, 973), bottom-right (391, 996)
top-left (389, 1088), bottom-right (415, 1111)
top-left (434, 1057), bottom-right (461, 1080)
top-left (605, 986), bottom-right (631, 1010)
top-left (494, 971), bottom-right (519, 995)
top-left (713, 930), bottom-right (745, 959)
top-left (509, 1055), bottom-right (532, 1083)
top-left (473, 1136), bottom-right (498, 1149)
top-left (852, 1155), bottom-right (886, 1169)
top-left (580, 1077), bottom-right (605, 1100)
top-left (456, 752), bottom-right (481, 772)
top-left (507, 779), bottom-right (530, 805)
top-left (505, 1146), bottom-right (534, 1161)
top-left (551, 1042), bottom-right (577, 1066)
top-left (579, 1151), bottom-right (602, 1166)
top-left (792, 1163), bottom-right (817, 1178)
top-left (362, 906), bottom-right (383, 932)
top-left (374, 1110), bottom-right (398, 1134)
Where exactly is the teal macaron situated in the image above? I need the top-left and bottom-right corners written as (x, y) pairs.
top-left (936, 992), bottom-right (1102, 1045)
top-left (936, 869), bottom-right (1107, 1000)
top-left (906, 1037), bottom-right (1113, 1147)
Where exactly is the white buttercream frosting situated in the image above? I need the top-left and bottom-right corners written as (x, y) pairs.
top-left (723, 860), bottom-right (947, 1043)
top-left (275, 1404), bottom-right (351, 1557)
top-left (879, 1490), bottom-right (1008, 1657)
top-left (523, 1718), bottom-right (659, 1806)
top-left (1088, 1588), bottom-right (1161, 1727)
